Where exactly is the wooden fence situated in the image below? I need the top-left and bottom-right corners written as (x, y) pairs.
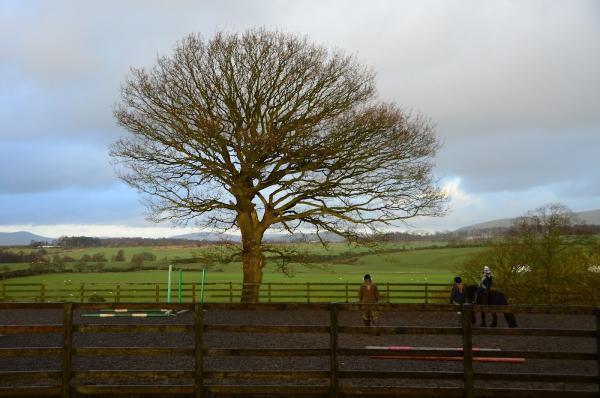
top-left (1, 281), bottom-right (594, 305)
top-left (0, 302), bottom-right (598, 397)
top-left (0, 282), bottom-right (454, 304)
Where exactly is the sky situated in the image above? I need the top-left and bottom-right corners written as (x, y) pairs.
top-left (1, 0), bottom-right (599, 238)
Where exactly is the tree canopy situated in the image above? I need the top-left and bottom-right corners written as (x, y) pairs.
top-left (462, 204), bottom-right (600, 305)
top-left (111, 28), bottom-right (447, 301)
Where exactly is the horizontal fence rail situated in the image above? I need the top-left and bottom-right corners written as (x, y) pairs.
top-left (0, 302), bottom-right (598, 397)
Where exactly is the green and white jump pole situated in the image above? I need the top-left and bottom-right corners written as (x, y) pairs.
top-left (167, 264), bottom-right (173, 304)
top-left (168, 266), bottom-right (208, 303)
top-left (177, 268), bottom-right (183, 304)
top-left (200, 268), bottom-right (206, 303)
top-left (81, 309), bottom-right (173, 318)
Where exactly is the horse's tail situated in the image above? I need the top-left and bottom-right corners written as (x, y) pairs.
top-left (496, 291), bottom-right (518, 327)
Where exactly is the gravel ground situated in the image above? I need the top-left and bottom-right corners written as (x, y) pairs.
top-left (0, 307), bottom-right (597, 394)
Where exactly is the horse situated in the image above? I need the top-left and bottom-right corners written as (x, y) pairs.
top-left (465, 285), bottom-right (517, 328)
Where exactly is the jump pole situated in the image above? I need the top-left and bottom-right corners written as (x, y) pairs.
top-left (81, 311), bottom-right (173, 318)
top-left (366, 345), bottom-right (524, 363)
top-left (370, 355), bottom-right (525, 364)
top-left (96, 308), bottom-right (173, 313)
top-left (167, 265), bottom-right (172, 304)
top-left (177, 268), bottom-right (183, 304)
top-left (366, 346), bottom-right (502, 352)
top-left (200, 269), bottom-right (206, 303)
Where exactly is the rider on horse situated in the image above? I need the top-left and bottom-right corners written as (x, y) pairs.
top-left (475, 266), bottom-right (493, 326)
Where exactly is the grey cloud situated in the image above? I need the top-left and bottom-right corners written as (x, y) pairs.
top-left (1, 0), bottom-right (279, 83)
top-left (3, 1), bottom-right (598, 140)
top-left (436, 127), bottom-right (600, 193)
top-left (276, 1), bottom-right (600, 134)
top-left (0, 184), bottom-right (144, 225)
top-left (1, 0), bottom-right (599, 227)
top-left (0, 0), bottom-right (277, 140)
top-left (0, 139), bottom-right (117, 193)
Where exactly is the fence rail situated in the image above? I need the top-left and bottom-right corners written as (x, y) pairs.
top-left (0, 302), bottom-right (598, 397)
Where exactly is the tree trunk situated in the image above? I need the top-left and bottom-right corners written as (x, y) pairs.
top-left (238, 208), bottom-right (266, 303)
top-left (241, 244), bottom-right (265, 303)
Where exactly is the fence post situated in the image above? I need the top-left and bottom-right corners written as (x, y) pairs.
top-left (192, 283), bottom-right (196, 304)
top-left (329, 303), bottom-right (339, 398)
top-left (386, 282), bottom-right (390, 303)
top-left (595, 307), bottom-right (600, 392)
top-left (229, 282), bottom-right (233, 303)
top-left (62, 302), bottom-right (73, 398)
top-left (155, 284), bottom-right (160, 303)
top-left (461, 304), bottom-right (475, 398)
top-left (424, 284), bottom-right (429, 304)
top-left (40, 283), bottom-right (46, 302)
top-left (268, 282), bottom-right (272, 303)
top-left (79, 283), bottom-right (85, 302)
top-left (194, 303), bottom-right (204, 398)
top-left (0, 283), bottom-right (4, 300)
top-left (116, 284), bottom-right (121, 303)
top-left (307, 282), bottom-right (311, 303)
top-left (345, 282), bottom-right (349, 303)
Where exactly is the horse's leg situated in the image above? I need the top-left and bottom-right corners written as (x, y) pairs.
top-left (480, 311), bottom-right (486, 327)
top-left (471, 310), bottom-right (476, 325)
top-left (490, 312), bottom-right (497, 327)
top-left (505, 312), bottom-right (517, 328)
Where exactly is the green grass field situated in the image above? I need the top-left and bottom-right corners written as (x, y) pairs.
top-left (2, 244), bottom-right (483, 285)
top-left (0, 243), bottom-right (486, 302)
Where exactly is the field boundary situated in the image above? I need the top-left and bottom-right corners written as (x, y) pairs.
top-left (1, 281), bottom-right (595, 305)
top-left (0, 281), bottom-right (455, 304)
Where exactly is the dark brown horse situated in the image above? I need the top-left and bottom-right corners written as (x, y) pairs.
top-left (465, 285), bottom-right (517, 328)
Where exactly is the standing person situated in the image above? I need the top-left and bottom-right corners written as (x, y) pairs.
top-left (359, 274), bottom-right (380, 326)
top-left (450, 276), bottom-right (465, 327)
top-left (449, 276), bottom-right (465, 305)
top-left (476, 266), bottom-right (493, 326)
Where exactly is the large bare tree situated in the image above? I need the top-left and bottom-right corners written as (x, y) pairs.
top-left (111, 29), bottom-right (447, 302)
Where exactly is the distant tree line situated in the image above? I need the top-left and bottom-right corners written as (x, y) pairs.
top-left (374, 224), bottom-right (600, 244)
top-left (99, 237), bottom-right (204, 247)
top-left (56, 236), bottom-right (102, 248)
top-left (0, 249), bottom-right (49, 263)
top-left (29, 240), bottom-right (50, 247)
top-left (50, 236), bottom-right (209, 248)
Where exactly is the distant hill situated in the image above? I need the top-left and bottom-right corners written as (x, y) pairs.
top-left (0, 231), bottom-right (55, 246)
top-left (262, 232), bottom-right (345, 243)
top-left (457, 209), bottom-right (600, 233)
top-left (575, 209), bottom-right (600, 225)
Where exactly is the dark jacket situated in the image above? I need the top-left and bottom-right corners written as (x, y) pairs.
top-left (359, 282), bottom-right (379, 304)
top-left (450, 283), bottom-right (465, 304)
top-left (479, 275), bottom-right (492, 290)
